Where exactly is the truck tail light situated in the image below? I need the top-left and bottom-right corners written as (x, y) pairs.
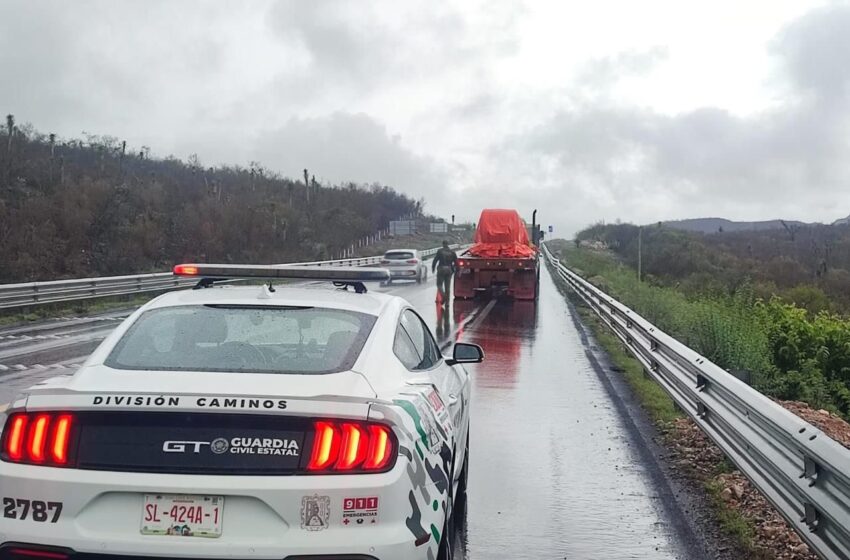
top-left (458, 260), bottom-right (465, 266)
top-left (1, 412), bottom-right (75, 467)
top-left (306, 420), bottom-right (395, 473)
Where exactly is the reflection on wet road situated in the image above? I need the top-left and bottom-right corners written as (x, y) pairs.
top-left (0, 265), bottom-right (696, 558)
top-left (380, 267), bottom-right (690, 559)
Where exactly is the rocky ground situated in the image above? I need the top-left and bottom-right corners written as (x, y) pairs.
top-left (664, 401), bottom-right (849, 560)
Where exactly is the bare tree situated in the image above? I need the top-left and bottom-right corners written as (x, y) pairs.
top-left (5, 114), bottom-right (14, 185)
top-left (781, 220), bottom-right (800, 242)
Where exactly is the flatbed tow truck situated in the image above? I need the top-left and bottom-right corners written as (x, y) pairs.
top-left (453, 209), bottom-right (540, 300)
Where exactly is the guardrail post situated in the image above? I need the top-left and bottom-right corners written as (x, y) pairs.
top-left (802, 456), bottom-right (819, 487)
top-left (803, 502), bottom-right (819, 532)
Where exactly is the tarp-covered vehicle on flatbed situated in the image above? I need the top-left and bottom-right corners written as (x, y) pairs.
top-left (454, 209), bottom-right (539, 300)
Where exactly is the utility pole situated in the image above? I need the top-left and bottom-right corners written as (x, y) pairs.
top-left (304, 168), bottom-right (310, 205)
top-left (637, 226), bottom-right (642, 282)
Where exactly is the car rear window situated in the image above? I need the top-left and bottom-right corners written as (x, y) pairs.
top-left (384, 251), bottom-right (415, 260)
top-left (105, 305), bottom-right (376, 374)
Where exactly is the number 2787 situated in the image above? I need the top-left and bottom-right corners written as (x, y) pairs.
top-left (3, 498), bottom-right (62, 523)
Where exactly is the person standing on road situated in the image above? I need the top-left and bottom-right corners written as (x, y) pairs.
top-left (432, 240), bottom-right (457, 305)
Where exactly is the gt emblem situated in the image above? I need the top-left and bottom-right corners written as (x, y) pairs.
top-left (162, 441), bottom-right (209, 453)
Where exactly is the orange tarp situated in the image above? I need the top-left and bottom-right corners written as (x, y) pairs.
top-left (468, 209), bottom-right (537, 258)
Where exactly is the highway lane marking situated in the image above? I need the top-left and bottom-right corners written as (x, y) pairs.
top-left (438, 299), bottom-right (496, 351)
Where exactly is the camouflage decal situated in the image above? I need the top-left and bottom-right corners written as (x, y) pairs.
top-left (395, 399), bottom-right (430, 447)
top-left (425, 456), bottom-right (449, 494)
top-left (377, 384), bottom-right (461, 559)
top-left (405, 490), bottom-right (430, 543)
top-left (430, 523), bottom-right (441, 544)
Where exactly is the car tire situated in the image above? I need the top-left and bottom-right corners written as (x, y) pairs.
top-left (437, 489), bottom-right (454, 560)
top-left (416, 270), bottom-right (423, 284)
top-left (454, 432), bottom-right (469, 522)
top-left (437, 516), bottom-right (453, 560)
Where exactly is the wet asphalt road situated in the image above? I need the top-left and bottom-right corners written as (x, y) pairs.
top-left (0, 266), bottom-right (698, 559)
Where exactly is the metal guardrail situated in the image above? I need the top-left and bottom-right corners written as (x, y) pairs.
top-left (542, 243), bottom-right (850, 560)
top-left (0, 246), bottom-right (457, 310)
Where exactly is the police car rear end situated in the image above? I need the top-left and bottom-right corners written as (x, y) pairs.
top-left (0, 264), bottom-right (480, 560)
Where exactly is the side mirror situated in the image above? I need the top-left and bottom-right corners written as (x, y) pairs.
top-left (446, 342), bottom-right (484, 366)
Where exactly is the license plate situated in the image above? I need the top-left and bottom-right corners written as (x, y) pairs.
top-left (141, 494), bottom-right (224, 538)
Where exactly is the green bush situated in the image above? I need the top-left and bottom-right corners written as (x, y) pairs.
top-left (560, 246), bottom-right (850, 417)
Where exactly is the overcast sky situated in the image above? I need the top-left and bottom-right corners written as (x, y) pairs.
top-left (3, 0), bottom-right (849, 235)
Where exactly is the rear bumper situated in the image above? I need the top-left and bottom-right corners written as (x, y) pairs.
top-left (387, 268), bottom-right (418, 279)
top-left (0, 544), bottom-right (377, 559)
top-left (454, 267), bottom-right (537, 299)
top-left (0, 460), bottom-right (436, 560)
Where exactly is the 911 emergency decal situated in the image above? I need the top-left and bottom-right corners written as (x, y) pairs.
top-left (301, 495), bottom-right (329, 531)
top-left (342, 496), bottom-right (379, 526)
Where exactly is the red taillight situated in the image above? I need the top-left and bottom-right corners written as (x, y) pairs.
top-left (458, 259), bottom-right (465, 266)
top-left (363, 425), bottom-right (392, 470)
top-left (6, 548), bottom-right (71, 559)
top-left (2, 412), bottom-right (75, 467)
top-left (336, 423), bottom-right (368, 470)
top-left (307, 421), bottom-right (340, 471)
top-left (51, 415), bottom-right (73, 464)
top-left (307, 420), bottom-right (395, 472)
top-left (28, 414), bottom-right (51, 463)
top-left (173, 264), bottom-right (199, 276)
top-left (406, 259), bottom-right (419, 264)
top-left (6, 415), bottom-right (28, 461)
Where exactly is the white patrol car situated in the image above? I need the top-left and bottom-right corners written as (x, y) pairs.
top-left (0, 264), bottom-right (482, 560)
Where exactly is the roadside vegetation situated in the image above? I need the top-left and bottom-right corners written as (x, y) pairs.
top-left (0, 115), bottom-right (439, 284)
top-left (549, 231), bottom-right (850, 419)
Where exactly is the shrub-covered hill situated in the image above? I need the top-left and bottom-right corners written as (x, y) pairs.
top-left (0, 117), bottom-right (434, 283)
top-left (575, 222), bottom-right (850, 314)
top-left (552, 221), bottom-right (850, 417)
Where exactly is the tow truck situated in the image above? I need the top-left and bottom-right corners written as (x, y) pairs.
top-left (453, 209), bottom-right (540, 300)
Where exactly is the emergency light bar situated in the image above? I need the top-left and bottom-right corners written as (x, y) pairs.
top-left (173, 263), bottom-right (390, 282)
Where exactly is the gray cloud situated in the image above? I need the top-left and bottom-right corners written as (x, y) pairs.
top-left (575, 47), bottom-right (669, 93)
top-left (479, 4), bottom-right (850, 234)
top-left (772, 4), bottom-right (850, 104)
top-left (4, 1), bottom-right (850, 237)
top-left (253, 112), bottom-right (449, 206)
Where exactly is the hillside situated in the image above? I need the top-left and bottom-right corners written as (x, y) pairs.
top-left (551, 233), bottom-right (850, 418)
top-left (662, 217), bottom-right (807, 233)
top-left (576, 222), bottom-right (850, 313)
top-left (0, 117), bottom-right (428, 283)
